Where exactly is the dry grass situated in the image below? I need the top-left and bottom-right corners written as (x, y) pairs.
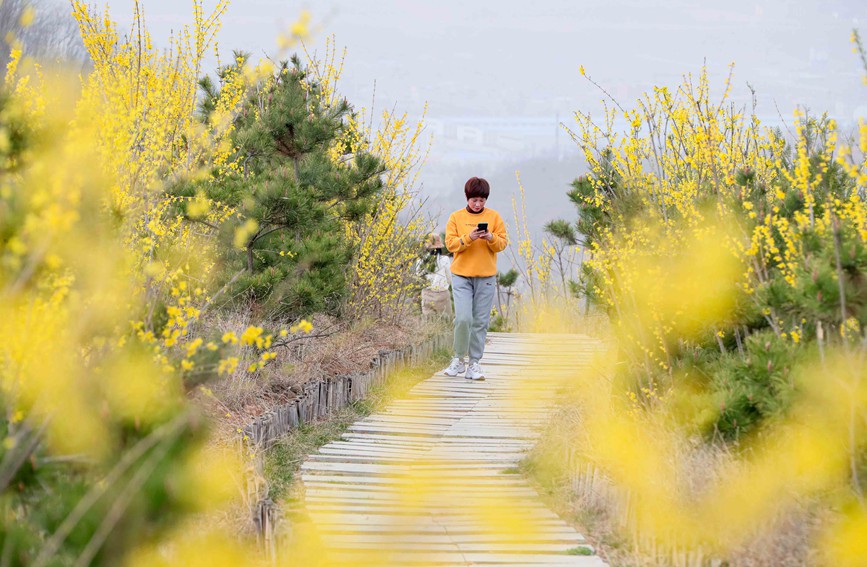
top-left (190, 307), bottom-right (444, 433)
top-left (523, 393), bottom-right (828, 567)
top-left (506, 295), bottom-right (611, 338)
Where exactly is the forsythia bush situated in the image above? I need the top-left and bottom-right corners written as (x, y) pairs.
top-left (555, 32), bottom-right (867, 563)
top-left (0, 0), bottom-right (432, 562)
top-left (0, 56), bottom-right (250, 566)
top-left (70, 0), bottom-right (270, 381)
top-left (299, 38), bottom-right (435, 320)
top-left (345, 106), bottom-right (432, 321)
top-left (571, 63), bottom-right (867, 433)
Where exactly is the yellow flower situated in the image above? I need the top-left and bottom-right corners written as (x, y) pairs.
top-left (20, 7), bottom-right (35, 27)
top-left (186, 338), bottom-right (203, 357)
top-left (240, 326), bottom-right (263, 346)
top-left (218, 357), bottom-right (239, 375)
top-left (290, 319), bottom-right (313, 334)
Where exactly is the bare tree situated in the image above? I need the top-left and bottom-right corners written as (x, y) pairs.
top-left (0, 0), bottom-right (89, 72)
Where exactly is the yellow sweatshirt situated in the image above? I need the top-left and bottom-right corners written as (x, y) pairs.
top-left (445, 207), bottom-right (508, 277)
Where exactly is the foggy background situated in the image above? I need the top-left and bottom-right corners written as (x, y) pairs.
top-left (104, 1), bottom-right (867, 239)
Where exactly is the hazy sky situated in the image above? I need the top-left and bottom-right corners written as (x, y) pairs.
top-left (106, 0), bottom-right (867, 233)
top-left (114, 0), bottom-right (866, 115)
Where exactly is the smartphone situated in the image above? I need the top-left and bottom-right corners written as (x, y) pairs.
top-left (477, 222), bottom-right (488, 232)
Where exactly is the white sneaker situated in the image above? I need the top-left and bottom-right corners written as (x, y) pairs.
top-left (444, 357), bottom-right (466, 376)
top-left (465, 361), bottom-right (485, 381)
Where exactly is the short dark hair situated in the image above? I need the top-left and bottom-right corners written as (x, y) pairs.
top-left (464, 177), bottom-right (490, 199)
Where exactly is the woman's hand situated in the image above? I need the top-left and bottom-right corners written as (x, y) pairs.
top-left (469, 228), bottom-right (485, 241)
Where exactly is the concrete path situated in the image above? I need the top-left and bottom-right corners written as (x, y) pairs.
top-left (295, 332), bottom-right (607, 566)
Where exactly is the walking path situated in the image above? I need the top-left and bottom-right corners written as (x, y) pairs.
top-left (295, 332), bottom-right (607, 566)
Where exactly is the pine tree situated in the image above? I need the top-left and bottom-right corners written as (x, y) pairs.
top-left (180, 56), bottom-right (386, 316)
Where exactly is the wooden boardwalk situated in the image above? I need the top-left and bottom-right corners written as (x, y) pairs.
top-left (295, 332), bottom-right (607, 566)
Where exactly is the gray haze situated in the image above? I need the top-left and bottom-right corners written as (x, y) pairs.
top-left (107, 0), bottom-right (866, 238)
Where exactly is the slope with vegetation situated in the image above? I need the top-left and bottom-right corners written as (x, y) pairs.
top-left (0, 1), bottom-right (435, 564)
top-left (528, 33), bottom-right (867, 566)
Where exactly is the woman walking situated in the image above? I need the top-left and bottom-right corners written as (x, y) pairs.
top-left (443, 177), bottom-right (508, 381)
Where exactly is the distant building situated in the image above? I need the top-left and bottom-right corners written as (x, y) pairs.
top-left (419, 116), bottom-right (569, 165)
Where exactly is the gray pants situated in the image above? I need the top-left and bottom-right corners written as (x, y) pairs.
top-left (452, 275), bottom-right (496, 363)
